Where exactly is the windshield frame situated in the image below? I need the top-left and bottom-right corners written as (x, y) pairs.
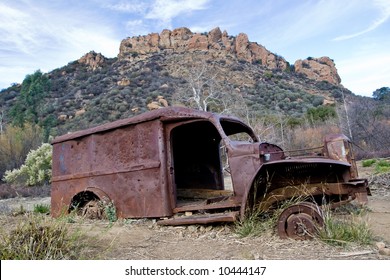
top-left (219, 118), bottom-right (258, 143)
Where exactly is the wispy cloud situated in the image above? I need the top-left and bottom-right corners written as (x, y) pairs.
top-left (0, 1), bottom-right (119, 87)
top-left (125, 20), bottom-right (151, 36)
top-left (0, 3), bottom-right (42, 55)
top-left (145, 0), bottom-right (210, 27)
top-left (1, 1), bottom-right (119, 55)
top-left (103, 0), bottom-right (211, 37)
top-left (103, 0), bottom-right (148, 14)
top-left (0, 0), bottom-right (388, 95)
top-left (256, 0), bottom-right (354, 48)
top-left (333, 0), bottom-right (390, 41)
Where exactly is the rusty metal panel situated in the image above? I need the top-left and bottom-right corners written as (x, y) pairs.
top-left (51, 119), bottom-right (171, 218)
top-left (228, 143), bottom-right (260, 198)
top-left (53, 122), bottom-right (160, 177)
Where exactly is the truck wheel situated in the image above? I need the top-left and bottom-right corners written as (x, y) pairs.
top-left (70, 190), bottom-right (111, 219)
top-left (277, 202), bottom-right (324, 240)
top-left (81, 200), bottom-right (104, 219)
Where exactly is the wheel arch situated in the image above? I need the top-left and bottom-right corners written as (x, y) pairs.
top-left (69, 188), bottom-right (111, 212)
top-left (239, 165), bottom-right (268, 219)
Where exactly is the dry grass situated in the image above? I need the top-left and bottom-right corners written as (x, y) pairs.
top-left (318, 206), bottom-right (373, 247)
top-left (235, 195), bottom-right (308, 238)
top-left (0, 213), bottom-right (85, 260)
top-left (0, 183), bottom-right (50, 199)
top-left (236, 194), bottom-right (374, 248)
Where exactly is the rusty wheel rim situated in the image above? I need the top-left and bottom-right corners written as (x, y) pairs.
top-left (81, 200), bottom-right (104, 219)
top-left (277, 202), bottom-right (324, 240)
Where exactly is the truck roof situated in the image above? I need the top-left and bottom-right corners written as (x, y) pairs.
top-left (51, 107), bottom-right (242, 144)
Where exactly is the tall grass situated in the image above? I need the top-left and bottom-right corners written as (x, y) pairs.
top-left (235, 196), bottom-right (306, 237)
top-left (236, 196), bottom-right (373, 247)
top-left (318, 206), bottom-right (373, 247)
top-left (0, 214), bottom-right (84, 259)
top-left (235, 209), bottom-right (276, 237)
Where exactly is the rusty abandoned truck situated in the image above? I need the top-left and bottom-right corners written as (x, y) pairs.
top-left (51, 107), bottom-right (370, 239)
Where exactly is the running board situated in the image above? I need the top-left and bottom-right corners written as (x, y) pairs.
top-left (174, 198), bottom-right (241, 213)
top-left (157, 211), bottom-right (239, 226)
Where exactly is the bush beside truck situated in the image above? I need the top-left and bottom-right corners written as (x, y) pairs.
top-left (3, 143), bottom-right (52, 186)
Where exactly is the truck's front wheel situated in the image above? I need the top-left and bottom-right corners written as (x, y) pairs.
top-left (277, 202), bottom-right (324, 240)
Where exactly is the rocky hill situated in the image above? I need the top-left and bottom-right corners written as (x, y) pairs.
top-left (0, 27), bottom-right (355, 136)
top-left (119, 27), bottom-right (341, 86)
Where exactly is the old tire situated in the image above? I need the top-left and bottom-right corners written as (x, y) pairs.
top-left (81, 200), bottom-right (104, 219)
top-left (277, 202), bottom-right (324, 240)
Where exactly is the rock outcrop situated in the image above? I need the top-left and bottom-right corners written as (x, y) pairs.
top-left (294, 57), bottom-right (341, 85)
top-left (117, 78), bottom-right (131, 86)
top-left (119, 27), bottom-right (341, 85)
top-left (119, 27), bottom-right (288, 70)
top-left (147, 96), bottom-right (169, 110)
top-left (78, 51), bottom-right (106, 71)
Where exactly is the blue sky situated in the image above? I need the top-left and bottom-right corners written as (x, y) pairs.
top-left (1, 0), bottom-right (389, 97)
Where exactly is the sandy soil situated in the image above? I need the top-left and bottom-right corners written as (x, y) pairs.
top-left (0, 164), bottom-right (389, 260)
top-left (0, 193), bottom-right (389, 260)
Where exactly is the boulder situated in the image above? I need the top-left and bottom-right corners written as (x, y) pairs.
top-left (294, 57), bottom-right (341, 85)
top-left (78, 51), bottom-right (105, 70)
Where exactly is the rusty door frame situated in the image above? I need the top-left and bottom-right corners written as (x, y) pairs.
top-left (163, 118), bottom-right (230, 209)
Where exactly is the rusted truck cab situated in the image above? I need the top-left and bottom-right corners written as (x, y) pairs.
top-left (51, 107), bottom-right (369, 239)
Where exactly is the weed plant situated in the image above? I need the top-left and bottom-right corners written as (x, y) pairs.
top-left (0, 214), bottom-right (84, 259)
top-left (33, 203), bottom-right (50, 214)
top-left (362, 159), bottom-right (376, 167)
top-left (235, 196), bottom-right (307, 237)
top-left (362, 158), bottom-right (390, 174)
top-left (375, 159), bottom-right (390, 174)
top-left (235, 209), bottom-right (276, 237)
top-left (103, 201), bottom-right (117, 223)
top-left (318, 206), bottom-right (373, 247)
top-left (236, 195), bottom-right (373, 247)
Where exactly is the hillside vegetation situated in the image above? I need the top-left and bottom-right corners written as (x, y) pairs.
top-left (0, 27), bottom-right (389, 179)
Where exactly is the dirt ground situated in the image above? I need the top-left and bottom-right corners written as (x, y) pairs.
top-left (0, 164), bottom-right (389, 260)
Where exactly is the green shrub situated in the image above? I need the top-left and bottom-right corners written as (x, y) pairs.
top-left (375, 159), bottom-right (390, 174)
top-left (3, 143), bottom-right (52, 186)
top-left (103, 201), bottom-right (117, 223)
top-left (33, 204), bottom-right (51, 214)
top-left (306, 105), bottom-right (337, 124)
top-left (362, 159), bottom-right (376, 167)
top-left (0, 124), bottom-right (44, 179)
top-left (362, 158), bottom-right (390, 173)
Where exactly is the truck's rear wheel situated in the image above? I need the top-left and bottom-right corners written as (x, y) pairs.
top-left (81, 200), bottom-right (104, 219)
top-left (277, 202), bottom-right (324, 240)
top-left (70, 190), bottom-right (111, 219)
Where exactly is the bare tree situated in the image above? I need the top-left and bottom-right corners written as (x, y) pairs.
top-left (0, 107), bottom-right (4, 135)
top-left (343, 99), bottom-right (353, 140)
top-left (171, 58), bottom-right (249, 120)
top-left (172, 59), bottom-right (221, 111)
top-left (347, 98), bottom-right (390, 157)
